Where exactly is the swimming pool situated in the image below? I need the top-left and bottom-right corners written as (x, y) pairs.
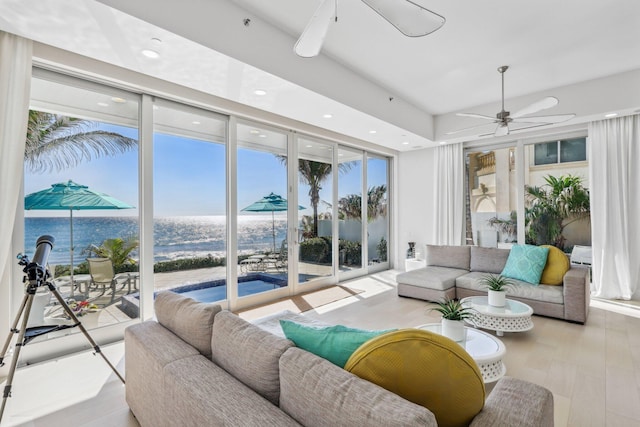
top-left (120, 273), bottom-right (287, 318)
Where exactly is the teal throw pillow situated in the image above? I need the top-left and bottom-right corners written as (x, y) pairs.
top-left (501, 244), bottom-right (550, 285)
top-left (279, 320), bottom-right (394, 368)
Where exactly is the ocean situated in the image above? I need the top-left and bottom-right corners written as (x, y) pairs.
top-left (23, 215), bottom-right (288, 267)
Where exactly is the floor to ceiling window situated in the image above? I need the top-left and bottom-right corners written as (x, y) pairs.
top-left (523, 135), bottom-right (590, 252)
top-left (465, 146), bottom-right (517, 248)
top-left (366, 154), bottom-right (389, 271)
top-left (152, 100), bottom-right (227, 304)
top-left (24, 72), bottom-right (140, 338)
top-left (297, 136), bottom-right (334, 283)
top-left (236, 122), bottom-right (289, 297)
top-left (338, 146), bottom-right (364, 273)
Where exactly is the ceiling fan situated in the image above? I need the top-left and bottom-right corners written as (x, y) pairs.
top-left (294, 0), bottom-right (445, 58)
top-left (447, 66), bottom-right (576, 137)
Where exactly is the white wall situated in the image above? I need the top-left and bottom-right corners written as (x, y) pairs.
top-left (396, 148), bottom-right (437, 268)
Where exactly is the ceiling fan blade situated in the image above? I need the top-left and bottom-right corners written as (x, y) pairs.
top-left (494, 124), bottom-right (509, 137)
top-left (511, 113), bottom-right (576, 124)
top-left (456, 112), bottom-right (497, 121)
top-left (512, 96), bottom-right (559, 118)
top-left (445, 122), bottom-right (498, 135)
top-left (294, 0), bottom-right (336, 58)
top-left (361, 0), bottom-right (445, 37)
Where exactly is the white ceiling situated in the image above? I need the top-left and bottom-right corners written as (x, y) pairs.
top-left (1, 0), bottom-right (639, 151)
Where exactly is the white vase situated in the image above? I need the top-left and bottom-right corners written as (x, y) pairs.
top-left (441, 318), bottom-right (466, 342)
top-left (488, 290), bottom-right (506, 307)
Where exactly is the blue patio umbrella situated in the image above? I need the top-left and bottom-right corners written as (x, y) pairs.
top-left (24, 180), bottom-right (134, 282)
top-left (241, 192), bottom-right (305, 252)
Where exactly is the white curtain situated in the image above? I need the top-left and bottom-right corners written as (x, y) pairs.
top-left (434, 142), bottom-right (465, 245)
top-left (588, 115), bottom-right (640, 300)
top-left (0, 31), bottom-right (32, 336)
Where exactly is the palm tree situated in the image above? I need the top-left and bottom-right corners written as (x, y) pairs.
top-left (276, 156), bottom-right (354, 237)
top-left (525, 174), bottom-right (590, 249)
top-left (25, 110), bottom-right (138, 173)
top-left (298, 160), bottom-right (332, 237)
top-left (338, 185), bottom-right (388, 222)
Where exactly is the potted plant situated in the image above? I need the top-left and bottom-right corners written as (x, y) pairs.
top-left (480, 274), bottom-right (514, 307)
top-left (430, 298), bottom-right (475, 342)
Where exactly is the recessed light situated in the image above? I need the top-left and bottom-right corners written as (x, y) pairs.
top-left (323, 114), bottom-right (333, 119)
top-left (111, 97), bottom-right (126, 103)
top-left (402, 141), bottom-right (409, 145)
top-left (369, 130), bottom-right (377, 134)
top-left (259, 134), bottom-right (267, 138)
top-left (141, 49), bottom-right (159, 59)
top-left (249, 130), bottom-right (260, 134)
top-left (97, 102), bottom-right (109, 107)
top-left (306, 144), bottom-right (313, 148)
top-left (192, 121), bottom-right (201, 125)
top-left (254, 90), bottom-right (267, 96)
top-left (338, 153), bottom-right (344, 157)
top-left (439, 141), bottom-right (447, 145)
top-left (605, 113), bottom-right (618, 118)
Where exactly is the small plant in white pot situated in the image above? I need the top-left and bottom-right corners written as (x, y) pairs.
top-left (430, 298), bottom-right (475, 342)
top-left (480, 274), bottom-right (514, 307)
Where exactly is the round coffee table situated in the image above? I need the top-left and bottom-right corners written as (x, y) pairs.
top-left (461, 296), bottom-right (534, 336)
top-left (415, 323), bottom-right (506, 383)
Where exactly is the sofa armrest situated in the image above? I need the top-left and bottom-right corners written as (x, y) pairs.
top-left (470, 377), bottom-right (554, 427)
top-left (562, 267), bottom-right (590, 323)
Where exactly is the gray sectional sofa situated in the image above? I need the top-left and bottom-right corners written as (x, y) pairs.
top-left (125, 291), bottom-right (554, 427)
top-left (397, 245), bottom-right (590, 324)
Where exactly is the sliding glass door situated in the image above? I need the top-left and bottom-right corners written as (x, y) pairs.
top-left (338, 147), bottom-right (364, 276)
top-left (152, 100), bottom-right (227, 304)
top-left (297, 136), bottom-right (334, 283)
top-left (23, 71), bottom-right (140, 344)
top-left (236, 122), bottom-right (289, 298)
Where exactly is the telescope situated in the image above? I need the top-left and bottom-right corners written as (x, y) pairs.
top-left (22, 235), bottom-right (55, 283)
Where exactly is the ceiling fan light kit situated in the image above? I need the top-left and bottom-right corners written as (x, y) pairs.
top-left (294, 0), bottom-right (445, 58)
top-left (447, 65), bottom-right (576, 137)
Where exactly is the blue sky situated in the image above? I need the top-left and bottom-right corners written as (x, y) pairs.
top-left (24, 123), bottom-right (387, 218)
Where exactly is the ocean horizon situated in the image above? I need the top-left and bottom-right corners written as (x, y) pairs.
top-left (24, 215), bottom-right (288, 267)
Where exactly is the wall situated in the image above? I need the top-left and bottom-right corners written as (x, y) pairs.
top-left (396, 148), bottom-right (437, 268)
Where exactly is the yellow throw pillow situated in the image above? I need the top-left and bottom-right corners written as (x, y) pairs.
top-left (540, 245), bottom-right (571, 285)
top-left (345, 329), bottom-right (485, 427)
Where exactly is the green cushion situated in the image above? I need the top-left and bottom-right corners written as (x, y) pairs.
top-left (279, 320), bottom-right (394, 368)
top-left (501, 244), bottom-right (550, 285)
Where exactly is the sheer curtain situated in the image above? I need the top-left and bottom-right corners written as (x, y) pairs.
top-left (0, 31), bottom-right (32, 342)
top-left (588, 115), bottom-right (640, 300)
top-left (434, 142), bottom-right (465, 245)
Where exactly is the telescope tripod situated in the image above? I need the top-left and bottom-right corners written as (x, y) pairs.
top-left (0, 276), bottom-right (125, 423)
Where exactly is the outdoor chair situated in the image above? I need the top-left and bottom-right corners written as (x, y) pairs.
top-left (263, 240), bottom-right (288, 273)
top-left (87, 257), bottom-right (134, 304)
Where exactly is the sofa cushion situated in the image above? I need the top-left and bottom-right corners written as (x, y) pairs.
top-left (279, 320), bottom-right (394, 367)
top-left (426, 245), bottom-right (471, 270)
top-left (501, 244), bottom-right (549, 285)
top-left (279, 347), bottom-right (437, 427)
top-left (456, 272), bottom-right (564, 304)
top-left (154, 291), bottom-right (221, 358)
top-left (211, 311), bottom-right (294, 405)
top-left (396, 266), bottom-right (467, 290)
top-left (345, 329), bottom-right (485, 427)
top-left (125, 322), bottom-right (201, 427)
top-left (164, 355), bottom-right (302, 427)
top-left (540, 245), bottom-right (571, 285)
top-left (470, 246), bottom-right (510, 274)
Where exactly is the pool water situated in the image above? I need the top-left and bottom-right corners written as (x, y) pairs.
top-left (179, 280), bottom-right (283, 303)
